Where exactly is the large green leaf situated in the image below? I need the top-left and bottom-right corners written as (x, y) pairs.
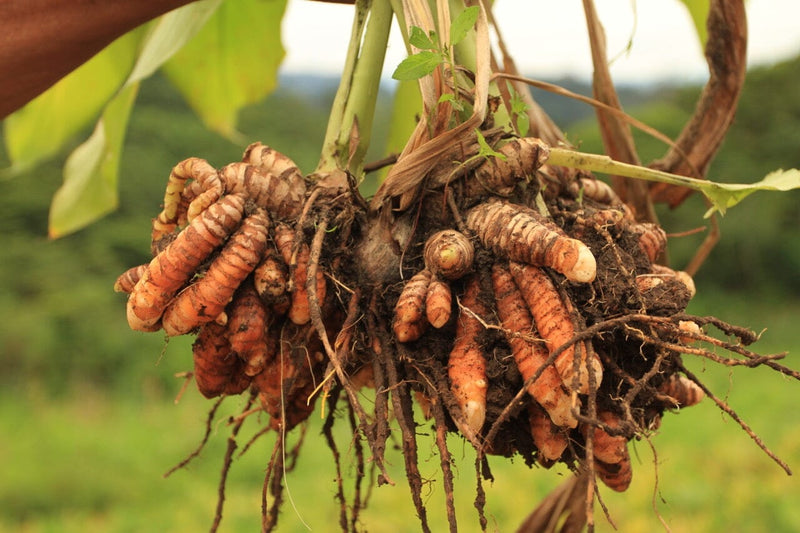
top-left (678, 0), bottom-right (710, 48)
top-left (49, 84), bottom-right (139, 238)
top-left (127, 0), bottom-right (223, 85)
top-left (47, 0), bottom-right (224, 236)
top-left (162, 0), bottom-right (288, 139)
top-left (2, 30), bottom-right (142, 175)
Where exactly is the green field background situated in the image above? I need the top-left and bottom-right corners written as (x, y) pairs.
top-left (1, 57), bottom-right (799, 532)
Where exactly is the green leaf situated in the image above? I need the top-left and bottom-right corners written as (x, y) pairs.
top-left (126, 0), bottom-right (223, 84)
top-left (45, 0), bottom-right (224, 237)
top-left (678, 0), bottom-right (710, 48)
top-left (509, 90), bottom-right (530, 136)
top-left (701, 168), bottom-right (800, 216)
top-left (450, 6), bottom-right (480, 46)
top-left (2, 30), bottom-right (143, 175)
top-left (162, 0), bottom-right (288, 139)
top-left (49, 84), bottom-right (139, 238)
top-left (408, 26), bottom-right (437, 51)
top-left (476, 130), bottom-right (506, 161)
top-left (438, 93), bottom-right (463, 112)
top-left (391, 51), bottom-right (442, 81)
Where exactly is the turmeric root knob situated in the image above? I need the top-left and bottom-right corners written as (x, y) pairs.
top-left (583, 411), bottom-right (628, 465)
top-left (273, 224), bottom-right (327, 326)
top-left (227, 282), bottom-right (272, 376)
top-left (659, 374), bottom-right (705, 408)
top-left (423, 229), bottom-right (474, 280)
top-left (466, 199), bottom-right (596, 283)
top-left (529, 403), bottom-right (569, 464)
top-left (393, 269), bottom-right (432, 342)
top-left (114, 264), bottom-right (147, 294)
top-left (425, 278), bottom-right (452, 329)
top-left (192, 322), bottom-right (250, 399)
top-left (469, 137), bottom-right (550, 197)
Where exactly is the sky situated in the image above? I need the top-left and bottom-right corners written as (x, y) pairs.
top-left (279, 0), bottom-right (800, 84)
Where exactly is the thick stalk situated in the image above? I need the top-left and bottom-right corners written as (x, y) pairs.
top-left (313, 0), bottom-right (393, 178)
top-left (547, 147), bottom-right (702, 190)
top-left (313, 0), bottom-right (369, 176)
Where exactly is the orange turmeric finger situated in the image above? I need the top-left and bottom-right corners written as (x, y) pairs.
top-left (582, 411), bottom-right (628, 465)
top-left (492, 262), bottom-right (577, 428)
top-left (227, 281), bottom-right (273, 377)
top-left (126, 194), bottom-right (246, 332)
top-left (150, 157), bottom-right (222, 249)
top-left (595, 452), bottom-right (632, 492)
top-left (219, 162), bottom-right (306, 221)
top-left (447, 274), bottom-right (489, 436)
top-left (192, 322), bottom-right (250, 399)
top-left (659, 374), bottom-right (705, 408)
top-left (510, 262), bottom-right (602, 394)
top-left (242, 142), bottom-right (304, 185)
top-left (529, 402), bottom-right (569, 464)
top-left (273, 224), bottom-right (327, 325)
top-left (466, 199), bottom-right (596, 283)
top-left (392, 269), bottom-right (433, 342)
top-left (114, 264), bottom-right (147, 294)
top-left (161, 210), bottom-right (270, 336)
top-left (633, 222), bottom-right (667, 264)
top-left (425, 277), bottom-right (452, 329)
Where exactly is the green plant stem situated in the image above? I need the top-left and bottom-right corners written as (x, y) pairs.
top-left (547, 147), bottom-right (703, 189)
top-left (313, 0), bottom-right (369, 176)
top-left (548, 147), bottom-right (800, 216)
top-left (313, 0), bottom-right (393, 179)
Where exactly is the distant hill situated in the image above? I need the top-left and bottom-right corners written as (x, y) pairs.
top-left (275, 72), bottom-right (679, 129)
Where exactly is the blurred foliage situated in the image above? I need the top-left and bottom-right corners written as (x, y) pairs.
top-left (566, 55), bottom-right (800, 295)
top-left (0, 55), bottom-right (798, 393)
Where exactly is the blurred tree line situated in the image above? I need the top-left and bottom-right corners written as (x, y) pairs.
top-left (1, 55), bottom-right (798, 394)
